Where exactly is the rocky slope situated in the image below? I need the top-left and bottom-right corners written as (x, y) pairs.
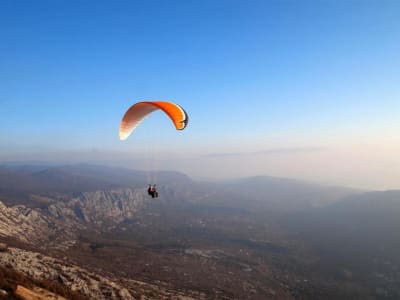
top-left (0, 188), bottom-right (147, 249)
top-left (15, 285), bottom-right (67, 300)
top-left (0, 246), bottom-right (205, 300)
top-left (67, 188), bottom-right (147, 226)
top-left (0, 246), bottom-right (134, 299)
top-left (0, 187), bottom-right (207, 299)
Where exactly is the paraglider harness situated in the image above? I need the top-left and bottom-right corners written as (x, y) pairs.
top-left (147, 184), bottom-right (158, 198)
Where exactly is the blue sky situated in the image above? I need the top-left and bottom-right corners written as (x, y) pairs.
top-left (1, 1), bottom-right (399, 188)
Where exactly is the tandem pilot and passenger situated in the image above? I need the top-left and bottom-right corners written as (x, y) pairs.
top-left (147, 184), bottom-right (158, 198)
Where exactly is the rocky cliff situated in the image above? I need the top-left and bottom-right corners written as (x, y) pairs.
top-left (67, 188), bottom-right (146, 226)
top-left (0, 247), bottom-right (134, 299)
top-left (0, 246), bottom-right (204, 300)
top-left (0, 188), bottom-right (147, 249)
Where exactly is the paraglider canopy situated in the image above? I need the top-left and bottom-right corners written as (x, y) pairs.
top-left (119, 101), bottom-right (189, 140)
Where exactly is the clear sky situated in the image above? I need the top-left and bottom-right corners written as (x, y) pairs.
top-left (1, 0), bottom-right (399, 189)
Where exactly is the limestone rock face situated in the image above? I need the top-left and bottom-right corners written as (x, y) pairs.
top-left (15, 285), bottom-right (67, 300)
top-left (68, 188), bottom-right (147, 225)
top-left (0, 188), bottom-right (147, 248)
top-left (0, 247), bottom-right (135, 300)
top-left (0, 201), bottom-right (72, 246)
top-left (0, 247), bottom-right (205, 300)
top-left (0, 188), bottom-right (208, 299)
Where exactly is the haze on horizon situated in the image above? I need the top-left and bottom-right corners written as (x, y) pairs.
top-left (1, 1), bottom-right (399, 190)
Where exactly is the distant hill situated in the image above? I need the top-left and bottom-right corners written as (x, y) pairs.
top-left (196, 176), bottom-right (361, 213)
top-left (0, 164), bottom-right (192, 205)
top-left (0, 163), bottom-right (361, 212)
top-left (284, 190), bottom-right (400, 284)
top-left (327, 190), bottom-right (400, 213)
top-left (286, 189), bottom-right (400, 237)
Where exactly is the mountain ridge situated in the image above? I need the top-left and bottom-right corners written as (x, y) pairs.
top-left (0, 163), bottom-right (399, 299)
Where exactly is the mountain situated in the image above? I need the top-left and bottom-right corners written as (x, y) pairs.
top-left (327, 190), bottom-right (400, 213)
top-left (286, 190), bottom-right (400, 250)
top-left (0, 246), bottom-right (203, 300)
top-left (0, 164), bottom-right (192, 206)
top-left (0, 163), bottom-right (398, 299)
top-left (0, 164), bottom-right (359, 212)
top-left (283, 190), bottom-right (400, 299)
top-left (190, 176), bottom-right (360, 214)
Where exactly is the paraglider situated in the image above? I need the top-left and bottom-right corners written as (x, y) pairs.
top-left (147, 184), bottom-right (158, 198)
top-left (119, 101), bottom-right (188, 198)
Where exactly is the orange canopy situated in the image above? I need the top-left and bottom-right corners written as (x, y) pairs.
top-left (119, 101), bottom-right (188, 140)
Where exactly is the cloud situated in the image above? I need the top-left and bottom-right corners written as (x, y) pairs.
top-left (205, 146), bottom-right (327, 157)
